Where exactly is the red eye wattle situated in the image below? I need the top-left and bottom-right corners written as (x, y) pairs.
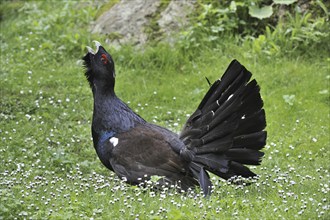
top-left (101, 54), bottom-right (108, 64)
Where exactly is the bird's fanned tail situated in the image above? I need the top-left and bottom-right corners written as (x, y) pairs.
top-left (180, 60), bottom-right (266, 195)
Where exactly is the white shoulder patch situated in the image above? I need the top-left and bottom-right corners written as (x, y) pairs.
top-left (109, 137), bottom-right (119, 147)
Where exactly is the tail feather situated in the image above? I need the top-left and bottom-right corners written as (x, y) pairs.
top-left (202, 71), bottom-right (250, 115)
top-left (226, 149), bottom-right (264, 165)
top-left (238, 80), bottom-right (263, 116)
top-left (233, 131), bottom-right (267, 150)
top-left (234, 109), bottom-right (266, 136)
top-left (203, 114), bottom-right (238, 143)
top-left (208, 101), bottom-right (240, 129)
top-left (216, 69), bottom-right (251, 105)
top-left (205, 161), bottom-right (256, 180)
top-left (190, 162), bottom-right (213, 196)
top-left (188, 60), bottom-right (252, 116)
top-left (179, 60), bottom-right (266, 194)
top-left (194, 154), bottom-right (229, 172)
top-left (229, 161), bottom-right (257, 178)
top-left (180, 128), bottom-right (202, 140)
top-left (194, 136), bottom-right (232, 154)
top-left (189, 110), bottom-right (216, 129)
top-left (200, 63), bottom-right (251, 110)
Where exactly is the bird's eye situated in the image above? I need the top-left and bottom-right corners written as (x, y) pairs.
top-left (101, 54), bottom-right (108, 64)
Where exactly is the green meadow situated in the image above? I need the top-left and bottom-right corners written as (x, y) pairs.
top-left (1, 1), bottom-right (329, 219)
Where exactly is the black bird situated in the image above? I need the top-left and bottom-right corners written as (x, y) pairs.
top-left (83, 41), bottom-right (266, 196)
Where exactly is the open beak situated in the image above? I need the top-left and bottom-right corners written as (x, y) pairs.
top-left (86, 40), bottom-right (102, 55)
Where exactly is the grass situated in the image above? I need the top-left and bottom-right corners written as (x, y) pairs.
top-left (1, 1), bottom-right (329, 219)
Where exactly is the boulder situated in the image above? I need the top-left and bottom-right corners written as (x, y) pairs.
top-left (92, 0), bottom-right (195, 46)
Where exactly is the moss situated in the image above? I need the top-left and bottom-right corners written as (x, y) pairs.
top-left (144, 0), bottom-right (171, 42)
top-left (106, 32), bottom-right (124, 41)
top-left (94, 0), bottom-right (120, 19)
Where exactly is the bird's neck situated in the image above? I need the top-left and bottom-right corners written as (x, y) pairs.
top-left (92, 79), bottom-right (115, 97)
top-left (91, 88), bottom-right (145, 136)
top-left (92, 89), bottom-right (118, 130)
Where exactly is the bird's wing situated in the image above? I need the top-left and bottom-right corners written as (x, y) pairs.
top-left (106, 124), bottom-right (194, 186)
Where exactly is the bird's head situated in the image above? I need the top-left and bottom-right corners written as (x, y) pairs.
top-left (83, 41), bottom-right (115, 91)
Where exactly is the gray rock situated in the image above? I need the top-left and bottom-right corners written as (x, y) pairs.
top-left (92, 0), bottom-right (195, 47)
top-left (158, 0), bottom-right (195, 45)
